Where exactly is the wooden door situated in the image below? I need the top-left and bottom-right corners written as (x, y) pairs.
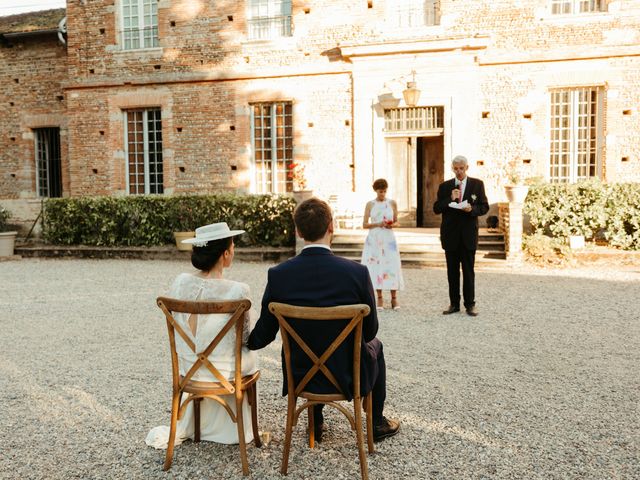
top-left (417, 136), bottom-right (444, 227)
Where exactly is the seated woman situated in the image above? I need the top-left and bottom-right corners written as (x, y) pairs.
top-left (146, 222), bottom-right (258, 449)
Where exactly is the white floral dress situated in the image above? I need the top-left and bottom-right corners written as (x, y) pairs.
top-left (361, 199), bottom-right (404, 291)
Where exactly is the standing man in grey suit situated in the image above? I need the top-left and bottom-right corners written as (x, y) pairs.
top-left (433, 155), bottom-right (489, 316)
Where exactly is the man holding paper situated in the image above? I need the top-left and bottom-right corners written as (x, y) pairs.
top-left (433, 155), bottom-right (489, 316)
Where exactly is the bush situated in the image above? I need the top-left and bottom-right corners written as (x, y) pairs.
top-left (43, 194), bottom-right (296, 247)
top-left (522, 233), bottom-right (574, 266)
top-left (524, 181), bottom-right (640, 250)
top-left (0, 206), bottom-right (10, 232)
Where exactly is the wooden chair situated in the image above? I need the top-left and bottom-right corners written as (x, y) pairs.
top-left (268, 302), bottom-right (374, 480)
top-left (156, 297), bottom-right (261, 475)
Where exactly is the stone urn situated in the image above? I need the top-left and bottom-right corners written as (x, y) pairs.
top-left (0, 231), bottom-right (18, 257)
top-left (173, 231), bottom-right (195, 251)
top-left (292, 190), bottom-right (313, 205)
top-left (504, 185), bottom-right (529, 204)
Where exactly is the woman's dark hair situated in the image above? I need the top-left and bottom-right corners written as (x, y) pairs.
top-left (372, 178), bottom-right (388, 190)
top-left (191, 236), bottom-right (233, 272)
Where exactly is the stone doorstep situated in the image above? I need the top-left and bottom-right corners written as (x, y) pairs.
top-left (14, 244), bottom-right (295, 262)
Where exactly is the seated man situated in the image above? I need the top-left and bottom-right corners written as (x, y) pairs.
top-left (247, 197), bottom-right (399, 442)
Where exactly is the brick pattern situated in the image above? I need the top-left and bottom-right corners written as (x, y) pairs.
top-left (3, 0), bottom-right (640, 228)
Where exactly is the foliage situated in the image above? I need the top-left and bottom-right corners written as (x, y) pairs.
top-left (0, 206), bottom-right (10, 232)
top-left (43, 194), bottom-right (296, 247)
top-left (522, 233), bottom-right (574, 266)
top-left (287, 162), bottom-right (308, 191)
top-left (524, 181), bottom-right (640, 250)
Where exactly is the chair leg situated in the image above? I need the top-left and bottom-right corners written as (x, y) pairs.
top-left (163, 390), bottom-right (181, 471)
top-left (365, 394), bottom-right (374, 454)
top-left (194, 398), bottom-right (201, 443)
top-left (248, 384), bottom-right (262, 448)
top-left (280, 398), bottom-right (296, 475)
top-left (353, 398), bottom-right (370, 480)
top-left (236, 394), bottom-right (250, 476)
top-left (308, 405), bottom-right (315, 449)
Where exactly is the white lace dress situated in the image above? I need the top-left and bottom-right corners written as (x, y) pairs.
top-left (145, 273), bottom-right (259, 449)
top-left (361, 199), bottom-right (405, 291)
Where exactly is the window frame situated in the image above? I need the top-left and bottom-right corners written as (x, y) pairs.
top-left (548, 86), bottom-right (604, 183)
top-left (246, 0), bottom-right (293, 41)
top-left (549, 0), bottom-right (606, 15)
top-left (123, 108), bottom-right (164, 195)
top-left (250, 101), bottom-right (294, 194)
top-left (120, 0), bottom-right (159, 50)
top-left (392, 0), bottom-right (441, 28)
top-left (34, 127), bottom-right (63, 198)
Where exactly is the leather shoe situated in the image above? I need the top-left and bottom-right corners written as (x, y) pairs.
top-left (373, 417), bottom-right (400, 442)
top-left (466, 306), bottom-right (478, 317)
top-left (442, 305), bottom-right (460, 315)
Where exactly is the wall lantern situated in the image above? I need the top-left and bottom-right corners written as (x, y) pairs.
top-left (402, 70), bottom-right (420, 107)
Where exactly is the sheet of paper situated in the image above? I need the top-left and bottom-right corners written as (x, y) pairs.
top-left (448, 200), bottom-right (470, 209)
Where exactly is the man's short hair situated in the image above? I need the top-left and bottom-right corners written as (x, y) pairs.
top-left (293, 197), bottom-right (332, 242)
top-left (451, 155), bottom-right (468, 167)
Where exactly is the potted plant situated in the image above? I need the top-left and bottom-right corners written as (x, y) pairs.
top-left (171, 200), bottom-right (195, 251)
top-left (502, 159), bottom-right (530, 204)
top-left (288, 162), bottom-right (313, 204)
top-left (0, 206), bottom-right (18, 257)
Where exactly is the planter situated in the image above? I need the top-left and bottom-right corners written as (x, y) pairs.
top-left (173, 231), bottom-right (195, 251)
top-left (504, 184), bottom-right (529, 204)
top-left (0, 231), bottom-right (18, 257)
top-left (292, 190), bottom-right (313, 205)
top-left (568, 235), bottom-right (585, 250)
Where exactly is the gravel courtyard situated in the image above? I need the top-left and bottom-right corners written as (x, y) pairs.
top-left (1, 258), bottom-right (638, 480)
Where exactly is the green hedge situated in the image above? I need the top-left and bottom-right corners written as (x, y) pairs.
top-left (43, 194), bottom-right (296, 247)
top-left (524, 181), bottom-right (640, 250)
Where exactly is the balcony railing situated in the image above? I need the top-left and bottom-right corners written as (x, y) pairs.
top-left (384, 107), bottom-right (444, 132)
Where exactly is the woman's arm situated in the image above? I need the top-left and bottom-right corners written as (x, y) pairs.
top-left (362, 201), bottom-right (383, 229)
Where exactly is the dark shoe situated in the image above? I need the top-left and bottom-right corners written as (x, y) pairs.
top-left (442, 305), bottom-right (460, 315)
top-left (373, 417), bottom-right (400, 442)
top-left (466, 306), bottom-right (478, 317)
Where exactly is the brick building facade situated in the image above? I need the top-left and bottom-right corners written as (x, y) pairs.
top-left (2, 0), bottom-right (640, 229)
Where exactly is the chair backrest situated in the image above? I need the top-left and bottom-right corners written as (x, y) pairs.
top-left (157, 297), bottom-right (251, 396)
top-left (268, 302), bottom-right (370, 398)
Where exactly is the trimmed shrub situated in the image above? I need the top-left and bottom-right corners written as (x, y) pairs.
top-left (523, 233), bottom-right (574, 266)
top-left (43, 194), bottom-right (296, 247)
top-left (524, 181), bottom-right (640, 250)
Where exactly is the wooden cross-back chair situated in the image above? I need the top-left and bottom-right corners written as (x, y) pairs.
top-left (156, 297), bottom-right (261, 475)
top-left (268, 302), bottom-right (374, 480)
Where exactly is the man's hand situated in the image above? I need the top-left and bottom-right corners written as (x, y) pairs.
top-left (451, 188), bottom-right (461, 201)
top-left (462, 205), bottom-right (472, 212)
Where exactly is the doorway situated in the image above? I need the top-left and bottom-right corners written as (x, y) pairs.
top-left (416, 135), bottom-right (444, 227)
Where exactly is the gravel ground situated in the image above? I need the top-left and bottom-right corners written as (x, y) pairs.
top-left (0, 258), bottom-right (638, 480)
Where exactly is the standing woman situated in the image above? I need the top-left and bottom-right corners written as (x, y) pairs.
top-left (361, 178), bottom-right (404, 310)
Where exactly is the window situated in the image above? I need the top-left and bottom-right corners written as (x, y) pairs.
top-left (121, 0), bottom-right (158, 49)
top-left (247, 0), bottom-right (292, 40)
top-left (384, 107), bottom-right (444, 132)
top-left (395, 0), bottom-right (440, 27)
top-left (34, 127), bottom-right (62, 198)
top-left (124, 108), bottom-right (163, 194)
top-left (549, 87), bottom-right (603, 183)
top-left (251, 102), bottom-right (293, 193)
top-left (550, 0), bottom-right (606, 14)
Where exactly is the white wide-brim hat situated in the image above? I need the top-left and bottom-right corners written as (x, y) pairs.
top-left (181, 222), bottom-right (245, 246)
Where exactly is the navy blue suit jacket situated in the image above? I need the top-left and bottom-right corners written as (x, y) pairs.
top-left (247, 247), bottom-right (380, 399)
